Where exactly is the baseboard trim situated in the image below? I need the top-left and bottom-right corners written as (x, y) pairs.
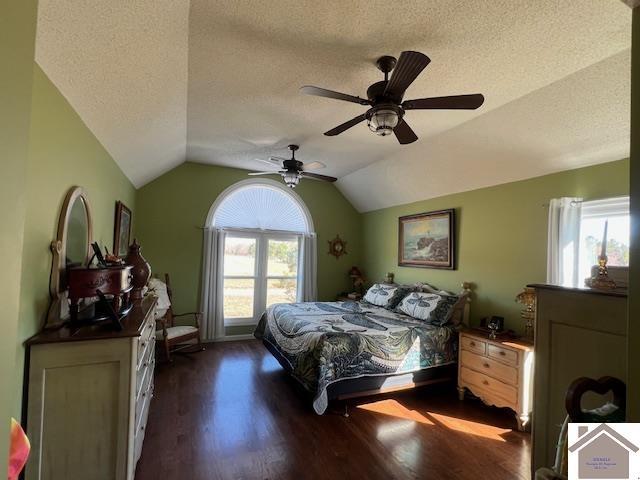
top-left (213, 334), bottom-right (256, 342)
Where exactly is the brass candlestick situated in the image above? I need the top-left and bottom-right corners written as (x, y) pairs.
top-left (585, 220), bottom-right (617, 290)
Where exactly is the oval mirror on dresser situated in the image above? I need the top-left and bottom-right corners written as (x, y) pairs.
top-left (46, 185), bottom-right (93, 328)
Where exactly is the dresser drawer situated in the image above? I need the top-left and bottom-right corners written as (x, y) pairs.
top-left (487, 343), bottom-right (518, 366)
top-left (461, 366), bottom-right (517, 405)
top-left (134, 384), bottom-right (152, 463)
top-left (460, 335), bottom-right (486, 355)
top-left (136, 343), bottom-right (155, 400)
top-left (137, 317), bottom-right (155, 367)
top-left (460, 349), bottom-right (518, 385)
top-left (136, 363), bottom-right (154, 423)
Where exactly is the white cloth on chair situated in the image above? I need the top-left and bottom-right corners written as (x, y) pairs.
top-left (156, 325), bottom-right (198, 341)
top-left (147, 277), bottom-right (171, 319)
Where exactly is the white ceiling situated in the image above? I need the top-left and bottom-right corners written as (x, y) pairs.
top-left (35, 1), bottom-right (631, 211)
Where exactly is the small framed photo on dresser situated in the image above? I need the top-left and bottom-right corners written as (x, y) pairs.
top-left (113, 201), bottom-right (132, 257)
top-left (398, 209), bottom-right (455, 269)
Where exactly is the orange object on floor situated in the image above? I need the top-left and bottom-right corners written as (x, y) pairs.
top-left (8, 418), bottom-right (30, 480)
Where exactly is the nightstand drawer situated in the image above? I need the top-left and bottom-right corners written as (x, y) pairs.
top-left (461, 367), bottom-right (517, 405)
top-left (460, 350), bottom-right (518, 385)
top-left (460, 335), bottom-right (486, 355)
top-left (487, 344), bottom-right (518, 366)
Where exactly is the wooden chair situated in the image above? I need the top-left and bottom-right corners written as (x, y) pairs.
top-left (155, 274), bottom-right (205, 362)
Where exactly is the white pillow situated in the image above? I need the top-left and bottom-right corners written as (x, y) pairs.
top-left (363, 284), bottom-right (404, 308)
top-left (397, 292), bottom-right (441, 321)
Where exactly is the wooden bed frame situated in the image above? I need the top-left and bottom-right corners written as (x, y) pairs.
top-left (263, 282), bottom-right (474, 407)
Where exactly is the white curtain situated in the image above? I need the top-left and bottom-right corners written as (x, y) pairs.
top-left (200, 228), bottom-right (226, 341)
top-left (546, 197), bottom-right (582, 287)
top-left (297, 233), bottom-right (318, 302)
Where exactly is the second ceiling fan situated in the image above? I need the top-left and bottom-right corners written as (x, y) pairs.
top-left (301, 51), bottom-right (485, 145)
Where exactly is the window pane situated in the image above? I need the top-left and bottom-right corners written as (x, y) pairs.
top-left (267, 278), bottom-right (297, 307)
top-left (267, 239), bottom-right (298, 276)
top-left (223, 278), bottom-right (254, 318)
top-left (224, 236), bottom-right (256, 276)
top-left (579, 215), bottom-right (630, 283)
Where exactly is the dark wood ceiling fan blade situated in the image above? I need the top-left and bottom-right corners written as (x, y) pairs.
top-left (403, 94), bottom-right (485, 110)
top-left (324, 113), bottom-right (367, 136)
top-left (383, 51), bottom-right (430, 98)
top-left (393, 119), bottom-right (418, 145)
top-left (300, 172), bottom-right (337, 182)
top-left (300, 86), bottom-right (370, 105)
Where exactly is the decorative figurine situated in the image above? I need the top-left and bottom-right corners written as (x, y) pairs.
top-left (515, 287), bottom-right (536, 340)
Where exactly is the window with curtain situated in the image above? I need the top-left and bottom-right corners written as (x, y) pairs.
top-left (222, 232), bottom-right (300, 326)
top-left (578, 197), bottom-right (630, 283)
top-left (547, 196), bottom-right (630, 287)
top-left (203, 181), bottom-right (316, 331)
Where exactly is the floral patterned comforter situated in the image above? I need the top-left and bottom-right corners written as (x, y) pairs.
top-left (254, 300), bottom-right (458, 414)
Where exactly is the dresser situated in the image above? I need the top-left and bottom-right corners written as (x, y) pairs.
top-left (529, 284), bottom-right (627, 476)
top-left (457, 329), bottom-right (534, 431)
top-left (24, 296), bottom-right (157, 480)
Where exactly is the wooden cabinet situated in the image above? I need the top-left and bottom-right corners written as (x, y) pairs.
top-left (24, 296), bottom-right (157, 480)
top-left (529, 284), bottom-right (627, 476)
top-left (457, 330), bottom-right (534, 431)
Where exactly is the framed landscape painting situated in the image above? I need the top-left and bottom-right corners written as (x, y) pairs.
top-left (398, 209), bottom-right (455, 269)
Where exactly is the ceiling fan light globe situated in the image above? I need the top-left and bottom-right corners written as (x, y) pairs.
top-left (282, 172), bottom-right (300, 188)
top-left (367, 108), bottom-right (399, 136)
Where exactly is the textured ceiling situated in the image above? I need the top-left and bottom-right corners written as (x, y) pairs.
top-left (35, 0), bottom-right (190, 186)
top-left (35, 1), bottom-right (631, 210)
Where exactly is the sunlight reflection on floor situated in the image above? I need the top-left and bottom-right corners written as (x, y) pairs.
top-left (358, 399), bottom-right (434, 424)
top-left (357, 399), bottom-right (511, 442)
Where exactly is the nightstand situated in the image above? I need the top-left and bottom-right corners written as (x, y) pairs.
top-left (457, 329), bottom-right (534, 431)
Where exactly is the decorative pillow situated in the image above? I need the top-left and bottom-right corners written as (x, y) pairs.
top-left (397, 291), bottom-right (461, 326)
top-left (363, 283), bottom-right (410, 309)
top-left (396, 292), bottom-right (441, 321)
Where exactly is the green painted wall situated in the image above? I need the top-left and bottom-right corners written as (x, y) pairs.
top-left (0, 0), bottom-right (38, 472)
top-left (13, 65), bottom-right (136, 415)
top-left (362, 159), bottom-right (630, 333)
top-left (135, 162), bottom-right (363, 334)
top-left (628, 6), bottom-right (639, 422)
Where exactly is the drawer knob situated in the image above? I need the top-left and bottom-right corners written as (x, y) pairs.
top-left (499, 351), bottom-right (506, 356)
top-left (483, 362), bottom-right (490, 368)
top-left (470, 341), bottom-right (476, 347)
top-left (141, 341), bottom-right (146, 347)
top-left (143, 361), bottom-right (148, 367)
top-left (482, 380), bottom-right (489, 386)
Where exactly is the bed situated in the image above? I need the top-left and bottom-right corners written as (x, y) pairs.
top-left (254, 282), bottom-right (472, 414)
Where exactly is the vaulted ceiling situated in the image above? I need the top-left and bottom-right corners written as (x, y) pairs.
top-left (35, 1), bottom-right (631, 212)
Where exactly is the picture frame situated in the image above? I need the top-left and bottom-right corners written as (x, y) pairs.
top-left (398, 209), bottom-right (455, 269)
top-left (113, 201), bottom-right (132, 257)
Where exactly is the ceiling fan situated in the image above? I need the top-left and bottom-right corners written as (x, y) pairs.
top-left (249, 144), bottom-right (337, 188)
top-left (301, 51), bottom-right (485, 145)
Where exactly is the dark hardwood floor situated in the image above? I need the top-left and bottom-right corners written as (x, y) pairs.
top-left (135, 340), bottom-right (530, 480)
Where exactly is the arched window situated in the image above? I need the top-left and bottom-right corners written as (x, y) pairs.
top-left (207, 179), bottom-right (313, 233)
top-left (201, 179), bottom-right (317, 339)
